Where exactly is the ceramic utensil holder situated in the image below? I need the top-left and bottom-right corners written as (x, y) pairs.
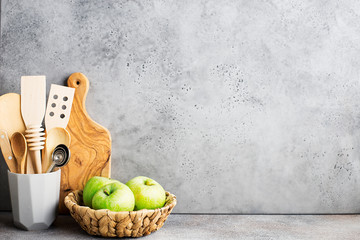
top-left (7, 169), bottom-right (61, 230)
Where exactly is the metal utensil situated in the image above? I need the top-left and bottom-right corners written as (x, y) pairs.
top-left (46, 144), bottom-right (70, 173)
top-left (42, 127), bottom-right (71, 173)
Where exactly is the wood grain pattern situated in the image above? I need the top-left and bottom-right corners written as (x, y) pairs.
top-left (0, 93), bottom-right (26, 137)
top-left (0, 93), bottom-right (26, 173)
top-left (21, 76), bottom-right (46, 174)
top-left (59, 72), bottom-right (111, 214)
top-left (10, 132), bottom-right (27, 174)
top-left (0, 130), bottom-right (17, 173)
top-left (20, 76), bottom-right (46, 126)
top-left (42, 127), bottom-right (71, 173)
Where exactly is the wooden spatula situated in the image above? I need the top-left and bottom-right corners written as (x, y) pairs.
top-left (44, 84), bottom-right (75, 131)
top-left (42, 84), bottom-right (74, 171)
top-left (21, 76), bottom-right (46, 174)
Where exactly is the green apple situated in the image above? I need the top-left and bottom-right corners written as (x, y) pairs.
top-left (83, 176), bottom-right (118, 208)
top-left (92, 182), bottom-right (135, 211)
top-left (126, 176), bottom-right (166, 210)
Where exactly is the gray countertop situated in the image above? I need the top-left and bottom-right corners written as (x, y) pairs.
top-left (1, 212), bottom-right (360, 239)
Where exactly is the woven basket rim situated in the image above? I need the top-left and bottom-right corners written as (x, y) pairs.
top-left (65, 189), bottom-right (177, 215)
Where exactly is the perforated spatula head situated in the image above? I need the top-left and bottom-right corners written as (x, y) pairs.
top-left (45, 84), bottom-right (75, 131)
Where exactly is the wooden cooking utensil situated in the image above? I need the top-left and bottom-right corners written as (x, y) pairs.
top-left (21, 76), bottom-right (46, 174)
top-left (0, 130), bottom-right (17, 173)
top-left (0, 93), bottom-right (26, 136)
top-left (44, 84), bottom-right (75, 131)
top-left (25, 153), bottom-right (35, 174)
top-left (59, 72), bottom-right (111, 214)
top-left (42, 85), bottom-right (74, 171)
top-left (10, 132), bottom-right (27, 174)
top-left (0, 93), bottom-right (26, 173)
top-left (42, 127), bottom-right (71, 172)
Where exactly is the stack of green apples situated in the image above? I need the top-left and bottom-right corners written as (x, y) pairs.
top-left (83, 176), bottom-right (166, 211)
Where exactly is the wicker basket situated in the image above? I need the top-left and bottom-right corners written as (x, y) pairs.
top-left (64, 190), bottom-right (177, 238)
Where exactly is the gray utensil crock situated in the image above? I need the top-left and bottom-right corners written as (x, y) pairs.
top-left (7, 169), bottom-right (61, 230)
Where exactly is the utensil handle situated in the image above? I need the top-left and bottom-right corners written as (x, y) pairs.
top-left (26, 153), bottom-right (34, 174)
top-left (20, 154), bottom-right (26, 174)
top-left (42, 144), bottom-right (51, 173)
top-left (29, 150), bottom-right (42, 174)
top-left (46, 162), bottom-right (56, 173)
top-left (0, 130), bottom-right (17, 173)
top-left (25, 125), bottom-right (44, 174)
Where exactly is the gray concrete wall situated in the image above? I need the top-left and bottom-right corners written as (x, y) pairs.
top-left (1, 0), bottom-right (360, 213)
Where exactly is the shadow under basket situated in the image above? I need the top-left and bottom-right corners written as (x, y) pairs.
top-left (64, 190), bottom-right (177, 238)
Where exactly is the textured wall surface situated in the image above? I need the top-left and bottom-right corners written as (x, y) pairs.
top-left (1, 0), bottom-right (360, 213)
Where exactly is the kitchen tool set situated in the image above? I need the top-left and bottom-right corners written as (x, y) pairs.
top-left (0, 75), bottom-right (78, 231)
top-left (1, 72), bottom-right (112, 230)
top-left (0, 76), bottom-right (75, 174)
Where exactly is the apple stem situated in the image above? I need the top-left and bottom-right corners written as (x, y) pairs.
top-left (104, 189), bottom-right (110, 196)
top-left (145, 179), bottom-right (155, 186)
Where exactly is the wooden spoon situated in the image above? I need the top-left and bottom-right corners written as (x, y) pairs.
top-left (42, 127), bottom-right (71, 173)
top-left (10, 132), bottom-right (27, 174)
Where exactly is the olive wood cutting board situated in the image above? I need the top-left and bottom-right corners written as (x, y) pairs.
top-left (59, 72), bottom-right (111, 214)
